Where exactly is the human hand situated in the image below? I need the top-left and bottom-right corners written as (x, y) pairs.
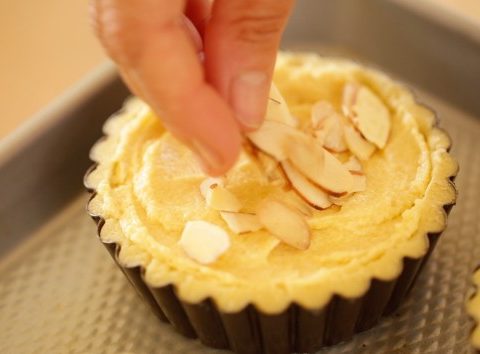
top-left (90, 0), bottom-right (294, 175)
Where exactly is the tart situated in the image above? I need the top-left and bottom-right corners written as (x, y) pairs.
top-left (468, 267), bottom-right (480, 352)
top-left (85, 53), bottom-right (458, 353)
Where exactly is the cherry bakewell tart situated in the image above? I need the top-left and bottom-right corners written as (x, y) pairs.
top-left (85, 53), bottom-right (458, 353)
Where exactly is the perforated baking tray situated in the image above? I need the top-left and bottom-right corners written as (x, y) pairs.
top-left (1, 1), bottom-right (479, 353)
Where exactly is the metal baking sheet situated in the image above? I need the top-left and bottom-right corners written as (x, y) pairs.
top-left (1, 1), bottom-right (479, 353)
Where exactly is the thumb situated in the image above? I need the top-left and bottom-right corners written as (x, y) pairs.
top-left (204, 0), bottom-right (295, 130)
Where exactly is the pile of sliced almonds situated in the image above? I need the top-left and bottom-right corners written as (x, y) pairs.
top-left (179, 83), bottom-right (391, 263)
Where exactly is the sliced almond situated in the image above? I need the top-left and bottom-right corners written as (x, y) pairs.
top-left (351, 86), bottom-right (390, 148)
top-left (248, 120), bottom-right (306, 160)
top-left (257, 199), bottom-right (311, 250)
top-left (282, 190), bottom-right (315, 216)
top-left (342, 83), bottom-right (359, 119)
top-left (285, 136), bottom-right (353, 194)
top-left (178, 221), bottom-right (230, 264)
top-left (343, 156), bottom-right (363, 175)
top-left (329, 194), bottom-right (350, 206)
top-left (281, 161), bottom-right (332, 209)
top-left (206, 186), bottom-right (242, 212)
top-left (266, 83), bottom-right (298, 127)
top-left (220, 212), bottom-right (262, 234)
top-left (321, 117), bottom-right (347, 153)
top-left (311, 101), bottom-right (336, 129)
top-left (329, 173), bottom-right (366, 206)
top-left (257, 152), bottom-right (279, 178)
top-left (256, 152), bottom-right (287, 186)
top-left (343, 125), bottom-right (376, 161)
top-left (200, 177), bottom-right (225, 198)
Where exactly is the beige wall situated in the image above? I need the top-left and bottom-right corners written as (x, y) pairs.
top-left (0, 0), bottom-right (105, 138)
top-left (0, 0), bottom-right (479, 139)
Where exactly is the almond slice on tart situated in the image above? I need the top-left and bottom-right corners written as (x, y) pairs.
top-left (341, 82), bottom-right (359, 120)
top-left (257, 199), bottom-right (311, 250)
top-left (281, 161), bottom-right (332, 209)
top-left (343, 156), bottom-right (363, 175)
top-left (353, 86), bottom-right (391, 148)
top-left (320, 116), bottom-right (347, 153)
top-left (200, 177), bottom-right (225, 198)
top-left (343, 124), bottom-right (376, 161)
top-left (220, 212), bottom-right (263, 234)
top-left (205, 185), bottom-right (242, 212)
top-left (281, 190), bottom-right (315, 217)
top-left (247, 120), bottom-right (303, 160)
top-left (285, 135), bottom-right (353, 194)
top-left (343, 83), bottom-right (391, 149)
top-left (311, 101), bottom-right (336, 129)
top-left (178, 221), bottom-right (230, 264)
top-left (266, 83), bottom-right (298, 127)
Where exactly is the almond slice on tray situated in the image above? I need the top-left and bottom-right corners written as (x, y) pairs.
top-left (343, 83), bottom-right (391, 149)
top-left (220, 212), bottom-right (263, 234)
top-left (267, 83), bottom-right (298, 127)
top-left (281, 161), bottom-right (332, 209)
top-left (205, 185), bottom-right (242, 212)
top-left (343, 124), bottom-right (376, 161)
top-left (257, 199), bottom-right (311, 250)
top-left (179, 221), bottom-right (230, 264)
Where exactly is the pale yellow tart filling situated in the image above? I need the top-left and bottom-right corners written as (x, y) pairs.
top-left (469, 269), bottom-right (480, 349)
top-left (86, 53), bottom-right (457, 314)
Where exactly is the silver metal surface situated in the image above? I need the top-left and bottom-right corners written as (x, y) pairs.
top-left (1, 0), bottom-right (479, 353)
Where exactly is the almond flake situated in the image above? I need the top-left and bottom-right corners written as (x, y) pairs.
top-left (320, 117), bottom-right (348, 153)
top-left (311, 101), bottom-right (336, 129)
top-left (343, 156), bottom-right (363, 175)
top-left (266, 83), bottom-right (298, 127)
top-left (220, 212), bottom-right (262, 234)
top-left (257, 199), bottom-right (311, 250)
top-left (342, 83), bottom-right (359, 119)
top-left (200, 177), bottom-right (225, 198)
top-left (329, 194), bottom-right (350, 206)
top-left (343, 125), bottom-right (376, 161)
top-left (285, 136), bottom-right (353, 194)
top-left (281, 161), bottom-right (332, 209)
top-left (178, 221), bottom-right (230, 264)
top-left (206, 186), bottom-right (242, 212)
top-left (351, 85), bottom-right (390, 148)
top-left (282, 190), bottom-right (315, 216)
top-left (247, 120), bottom-right (303, 160)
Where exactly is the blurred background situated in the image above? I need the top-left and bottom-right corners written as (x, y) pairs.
top-left (0, 0), bottom-right (480, 140)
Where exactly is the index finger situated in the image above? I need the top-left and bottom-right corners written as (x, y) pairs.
top-left (91, 0), bottom-right (242, 175)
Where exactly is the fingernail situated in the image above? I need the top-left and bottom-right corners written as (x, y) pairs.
top-left (231, 71), bottom-right (269, 129)
top-left (191, 139), bottom-right (225, 174)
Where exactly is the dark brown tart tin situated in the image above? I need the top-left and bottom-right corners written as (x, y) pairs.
top-left (84, 165), bottom-right (456, 354)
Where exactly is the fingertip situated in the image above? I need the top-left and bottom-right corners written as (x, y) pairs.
top-left (191, 130), bottom-right (242, 176)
